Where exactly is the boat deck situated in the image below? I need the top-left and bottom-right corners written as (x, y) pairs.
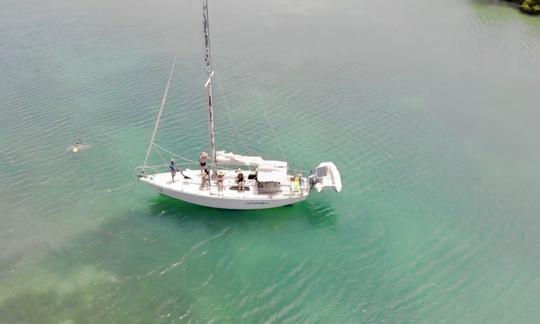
top-left (139, 168), bottom-right (309, 209)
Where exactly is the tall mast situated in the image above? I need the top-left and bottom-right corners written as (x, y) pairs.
top-left (202, 0), bottom-right (217, 171)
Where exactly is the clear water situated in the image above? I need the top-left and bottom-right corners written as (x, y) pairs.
top-left (1, 0), bottom-right (540, 322)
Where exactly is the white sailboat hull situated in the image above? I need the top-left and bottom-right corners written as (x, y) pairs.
top-left (139, 170), bottom-right (309, 210)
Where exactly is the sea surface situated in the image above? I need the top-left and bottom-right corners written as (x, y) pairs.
top-left (1, 0), bottom-right (540, 322)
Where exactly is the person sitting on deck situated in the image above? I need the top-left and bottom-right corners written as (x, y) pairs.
top-left (292, 174), bottom-right (301, 192)
top-left (199, 152), bottom-right (208, 174)
top-left (236, 168), bottom-right (245, 191)
top-left (217, 170), bottom-right (225, 192)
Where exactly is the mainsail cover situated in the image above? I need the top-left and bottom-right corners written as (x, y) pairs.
top-left (216, 151), bottom-right (287, 169)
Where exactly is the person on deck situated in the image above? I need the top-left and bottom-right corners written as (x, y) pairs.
top-left (169, 159), bottom-right (178, 182)
top-left (236, 168), bottom-right (245, 191)
top-left (217, 170), bottom-right (225, 192)
top-left (199, 152), bottom-right (208, 174)
top-left (292, 174), bottom-right (301, 192)
top-left (201, 168), bottom-right (210, 190)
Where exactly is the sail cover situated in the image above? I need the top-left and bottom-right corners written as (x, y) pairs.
top-left (257, 166), bottom-right (288, 183)
top-left (216, 151), bottom-right (287, 169)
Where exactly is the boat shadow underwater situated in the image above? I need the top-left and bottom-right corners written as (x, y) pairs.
top-left (147, 194), bottom-right (338, 229)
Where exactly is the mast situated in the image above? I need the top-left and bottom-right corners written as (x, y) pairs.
top-left (202, 0), bottom-right (217, 171)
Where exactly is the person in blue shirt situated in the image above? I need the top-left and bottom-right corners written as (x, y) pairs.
top-left (169, 159), bottom-right (178, 182)
top-left (169, 159), bottom-right (190, 183)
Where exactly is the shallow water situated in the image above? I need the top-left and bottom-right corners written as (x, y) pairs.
top-left (1, 0), bottom-right (540, 322)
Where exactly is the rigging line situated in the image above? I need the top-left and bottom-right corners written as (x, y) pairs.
top-left (155, 146), bottom-right (168, 166)
top-left (216, 0), bottom-right (233, 35)
top-left (205, 3), bottom-right (251, 155)
top-left (211, 69), bottom-right (234, 146)
top-left (213, 69), bottom-right (256, 155)
top-left (253, 91), bottom-right (287, 161)
top-left (153, 143), bottom-right (198, 163)
top-left (212, 77), bottom-right (242, 147)
top-left (143, 56), bottom-right (177, 167)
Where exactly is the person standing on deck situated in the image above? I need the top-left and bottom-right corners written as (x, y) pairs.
top-left (169, 159), bottom-right (178, 183)
top-left (201, 168), bottom-right (210, 190)
top-left (199, 152), bottom-right (208, 174)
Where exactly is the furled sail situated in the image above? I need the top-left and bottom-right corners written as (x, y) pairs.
top-left (216, 151), bottom-right (287, 169)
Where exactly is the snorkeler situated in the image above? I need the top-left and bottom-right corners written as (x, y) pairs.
top-left (72, 139), bottom-right (82, 153)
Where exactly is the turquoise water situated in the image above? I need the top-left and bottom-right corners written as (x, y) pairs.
top-left (2, 0), bottom-right (540, 322)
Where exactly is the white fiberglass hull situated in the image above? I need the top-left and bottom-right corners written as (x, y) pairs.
top-left (139, 170), bottom-right (309, 210)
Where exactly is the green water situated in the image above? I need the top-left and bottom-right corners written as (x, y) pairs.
top-left (2, 0), bottom-right (540, 322)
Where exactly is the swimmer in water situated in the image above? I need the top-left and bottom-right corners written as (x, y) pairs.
top-left (72, 139), bottom-right (82, 153)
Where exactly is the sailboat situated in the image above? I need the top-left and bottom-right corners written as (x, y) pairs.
top-left (137, 0), bottom-right (341, 210)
